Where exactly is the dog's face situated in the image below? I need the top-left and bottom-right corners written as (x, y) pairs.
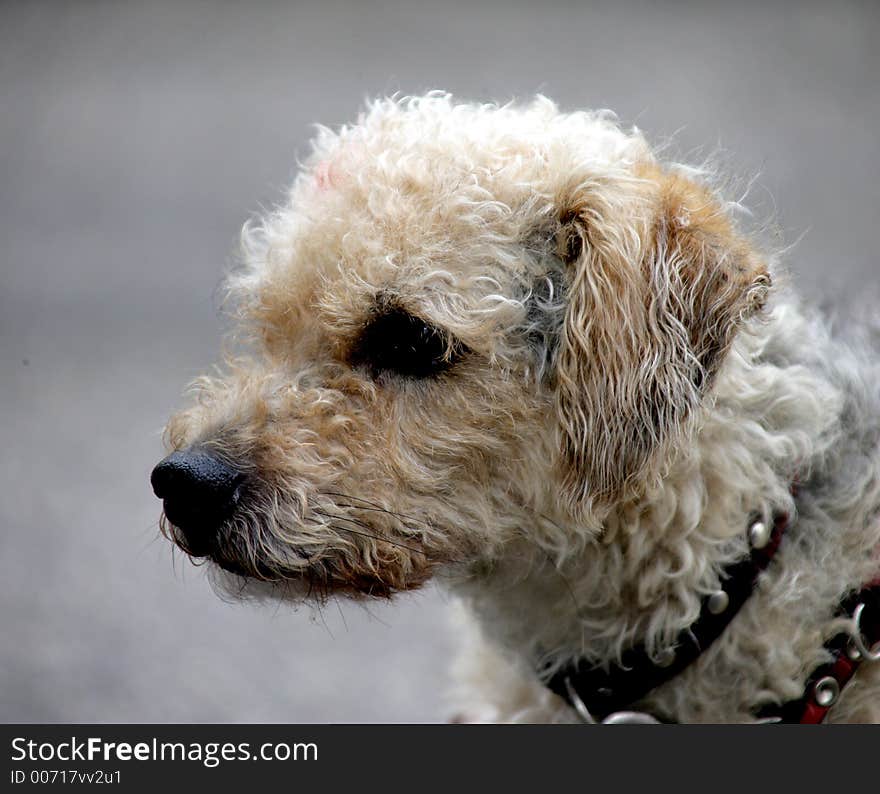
top-left (153, 96), bottom-right (769, 599)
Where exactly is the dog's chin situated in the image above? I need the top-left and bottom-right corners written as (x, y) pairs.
top-left (164, 516), bottom-right (432, 601)
top-left (204, 559), bottom-right (316, 605)
top-left (205, 548), bottom-right (423, 602)
top-left (203, 546), bottom-right (377, 602)
top-left (210, 553), bottom-right (271, 579)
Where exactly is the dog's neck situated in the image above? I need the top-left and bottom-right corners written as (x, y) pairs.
top-left (452, 298), bottom-right (845, 675)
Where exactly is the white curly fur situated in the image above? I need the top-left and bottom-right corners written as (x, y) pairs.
top-left (160, 94), bottom-right (880, 723)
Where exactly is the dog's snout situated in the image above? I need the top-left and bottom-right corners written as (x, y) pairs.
top-left (151, 450), bottom-right (244, 556)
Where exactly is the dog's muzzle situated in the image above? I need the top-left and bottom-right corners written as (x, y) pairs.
top-left (151, 449), bottom-right (244, 557)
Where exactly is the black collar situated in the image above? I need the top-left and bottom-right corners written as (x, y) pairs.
top-left (544, 509), bottom-right (789, 722)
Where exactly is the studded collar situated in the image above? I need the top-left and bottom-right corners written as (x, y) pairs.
top-left (545, 510), bottom-right (788, 723)
top-left (545, 507), bottom-right (880, 724)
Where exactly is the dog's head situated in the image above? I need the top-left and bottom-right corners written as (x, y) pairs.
top-left (153, 95), bottom-right (770, 599)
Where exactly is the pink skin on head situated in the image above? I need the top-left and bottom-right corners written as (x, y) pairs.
top-left (315, 160), bottom-right (336, 191)
top-left (313, 143), bottom-right (366, 191)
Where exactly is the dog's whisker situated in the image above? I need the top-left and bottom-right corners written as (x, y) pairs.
top-left (327, 501), bottom-right (439, 538)
top-left (334, 596), bottom-right (350, 633)
top-left (321, 491), bottom-right (434, 530)
top-left (314, 601), bottom-right (335, 640)
top-left (309, 508), bottom-right (429, 556)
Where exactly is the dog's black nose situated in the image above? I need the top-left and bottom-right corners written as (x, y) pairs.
top-left (151, 450), bottom-right (244, 556)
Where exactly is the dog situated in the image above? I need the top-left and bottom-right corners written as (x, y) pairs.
top-left (152, 94), bottom-right (880, 723)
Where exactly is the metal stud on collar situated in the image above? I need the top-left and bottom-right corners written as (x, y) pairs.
top-left (748, 519), bottom-right (771, 550)
top-left (846, 640), bottom-right (863, 661)
top-left (812, 676), bottom-right (840, 707)
top-left (707, 590), bottom-right (730, 615)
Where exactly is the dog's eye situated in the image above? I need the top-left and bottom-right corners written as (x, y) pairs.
top-left (350, 308), bottom-right (461, 379)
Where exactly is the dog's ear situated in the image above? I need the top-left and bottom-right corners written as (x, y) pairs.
top-left (555, 165), bottom-right (771, 511)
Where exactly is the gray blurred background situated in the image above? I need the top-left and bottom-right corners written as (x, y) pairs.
top-left (1, 0), bottom-right (877, 722)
